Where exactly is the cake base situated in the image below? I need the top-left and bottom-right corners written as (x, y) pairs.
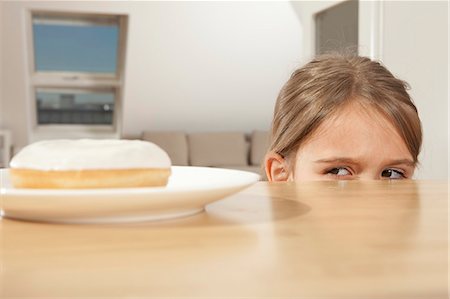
top-left (9, 168), bottom-right (171, 189)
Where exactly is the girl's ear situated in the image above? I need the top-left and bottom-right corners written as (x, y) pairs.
top-left (265, 152), bottom-right (290, 182)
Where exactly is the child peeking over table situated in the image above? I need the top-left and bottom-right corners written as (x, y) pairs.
top-left (265, 53), bottom-right (422, 181)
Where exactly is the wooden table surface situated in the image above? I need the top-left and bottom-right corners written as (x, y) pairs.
top-left (0, 180), bottom-right (448, 298)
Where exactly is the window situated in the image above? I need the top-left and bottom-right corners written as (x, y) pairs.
top-left (36, 88), bottom-right (115, 125)
top-left (315, 0), bottom-right (358, 55)
top-left (28, 11), bottom-right (127, 137)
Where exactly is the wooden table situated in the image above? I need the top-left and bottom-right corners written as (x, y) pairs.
top-left (0, 180), bottom-right (448, 298)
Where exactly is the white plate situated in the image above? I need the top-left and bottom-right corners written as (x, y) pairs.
top-left (0, 166), bottom-right (260, 224)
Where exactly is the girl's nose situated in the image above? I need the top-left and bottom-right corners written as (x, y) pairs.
top-left (357, 172), bottom-right (380, 180)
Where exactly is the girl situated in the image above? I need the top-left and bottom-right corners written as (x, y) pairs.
top-left (265, 54), bottom-right (422, 181)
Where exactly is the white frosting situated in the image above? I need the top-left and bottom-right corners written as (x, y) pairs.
top-left (9, 139), bottom-right (171, 171)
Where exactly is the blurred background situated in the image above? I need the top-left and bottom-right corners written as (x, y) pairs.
top-left (0, 0), bottom-right (448, 179)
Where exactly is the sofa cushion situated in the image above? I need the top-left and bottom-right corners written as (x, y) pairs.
top-left (250, 130), bottom-right (270, 166)
top-left (188, 132), bottom-right (247, 167)
top-left (141, 131), bottom-right (189, 166)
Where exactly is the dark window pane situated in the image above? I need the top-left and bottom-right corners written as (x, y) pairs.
top-left (315, 0), bottom-right (358, 55)
top-left (36, 89), bottom-right (115, 125)
top-left (33, 17), bottom-right (119, 73)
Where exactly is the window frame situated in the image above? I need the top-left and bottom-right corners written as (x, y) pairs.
top-left (26, 10), bottom-right (128, 138)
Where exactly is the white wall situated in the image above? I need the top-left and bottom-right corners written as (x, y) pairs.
top-left (0, 1), bottom-right (3, 129)
top-left (382, 1), bottom-right (448, 180)
top-left (0, 1), bottom-right (302, 148)
top-left (123, 2), bottom-right (302, 136)
top-left (1, 2), bottom-right (29, 147)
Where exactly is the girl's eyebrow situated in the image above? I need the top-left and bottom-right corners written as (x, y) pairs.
top-left (314, 157), bottom-right (358, 164)
top-left (314, 157), bottom-right (415, 167)
top-left (385, 159), bottom-right (416, 167)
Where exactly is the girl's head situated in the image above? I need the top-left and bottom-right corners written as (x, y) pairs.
top-left (265, 54), bottom-right (422, 181)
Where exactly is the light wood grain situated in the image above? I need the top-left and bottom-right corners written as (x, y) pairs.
top-left (0, 180), bottom-right (448, 298)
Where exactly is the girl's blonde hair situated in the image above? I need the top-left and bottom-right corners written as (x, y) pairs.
top-left (268, 54), bottom-right (422, 168)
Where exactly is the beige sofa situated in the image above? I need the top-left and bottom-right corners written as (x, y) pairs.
top-left (141, 130), bottom-right (269, 179)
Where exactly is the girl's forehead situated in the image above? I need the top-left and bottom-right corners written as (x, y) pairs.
top-left (299, 101), bottom-right (412, 160)
top-left (316, 100), bottom-right (396, 136)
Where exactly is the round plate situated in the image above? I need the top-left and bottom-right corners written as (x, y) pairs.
top-left (0, 166), bottom-right (260, 224)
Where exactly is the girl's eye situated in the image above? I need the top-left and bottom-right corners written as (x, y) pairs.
top-left (381, 169), bottom-right (405, 179)
top-left (327, 167), bottom-right (351, 176)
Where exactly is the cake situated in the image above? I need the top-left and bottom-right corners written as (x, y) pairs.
top-left (9, 139), bottom-right (172, 189)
